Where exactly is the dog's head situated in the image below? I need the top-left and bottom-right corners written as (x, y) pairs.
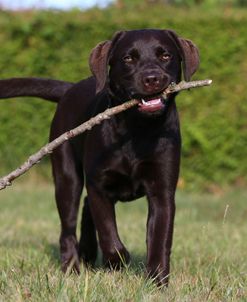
top-left (90, 29), bottom-right (199, 114)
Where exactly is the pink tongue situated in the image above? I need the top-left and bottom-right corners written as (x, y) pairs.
top-left (138, 98), bottom-right (164, 112)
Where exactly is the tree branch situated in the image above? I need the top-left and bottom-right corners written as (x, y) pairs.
top-left (0, 79), bottom-right (212, 190)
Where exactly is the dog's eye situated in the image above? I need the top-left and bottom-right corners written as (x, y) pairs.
top-left (123, 55), bottom-right (133, 64)
top-left (160, 52), bottom-right (171, 62)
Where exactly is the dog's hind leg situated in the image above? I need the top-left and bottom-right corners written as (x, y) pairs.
top-left (51, 142), bottom-right (83, 274)
top-left (79, 196), bottom-right (98, 267)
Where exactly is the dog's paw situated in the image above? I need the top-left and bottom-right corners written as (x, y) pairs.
top-left (103, 247), bottom-right (130, 270)
top-left (60, 235), bottom-right (80, 274)
top-left (146, 266), bottom-right (169, 288)
top-left (61, 255), bottom-right (80, 275)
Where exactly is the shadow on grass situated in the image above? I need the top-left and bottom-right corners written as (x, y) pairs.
top-left (45, 244), bottom-right (146, 276)
top-left (130, 253), bottom-right (146, 271)
top-left (93, 250), bottom-right (146, 276)
top-left (44, 243), bottom-right (60, 266)
top-left (1, 239), bottom-right (146, 276)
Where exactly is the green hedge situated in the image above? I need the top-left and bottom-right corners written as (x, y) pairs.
top-left (0, 6), bottom-right (247, 189)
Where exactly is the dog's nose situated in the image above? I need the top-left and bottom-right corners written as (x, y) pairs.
top-left (142, 73), bottom-right (163, 92)
top-left (143, 75), bottom-right (160, 87)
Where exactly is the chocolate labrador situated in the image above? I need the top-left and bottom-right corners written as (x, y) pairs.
top-left (0, 29), bottom-right (199, 286)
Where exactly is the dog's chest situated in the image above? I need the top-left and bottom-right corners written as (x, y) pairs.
top-left (97, 141), bottom-right (145, 202)
top-left (84, 117), bottom-right (170, 202)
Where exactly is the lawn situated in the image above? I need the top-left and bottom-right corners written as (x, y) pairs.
top-left (0, 182), bottom-right (246, 301)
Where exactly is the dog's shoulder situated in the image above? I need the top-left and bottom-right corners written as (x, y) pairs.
top-left (63, 76), bottom-right (96, 100)
top-left (51, 77), bottom-right (98, 132)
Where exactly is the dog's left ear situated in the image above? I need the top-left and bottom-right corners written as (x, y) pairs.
top-left (89, 31), bottom-right (126, 94)
top-left (167, 30), bottom-right (200, 81)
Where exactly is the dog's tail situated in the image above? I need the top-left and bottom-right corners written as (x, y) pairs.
top-left (0, 77), bottom-right (74, 103)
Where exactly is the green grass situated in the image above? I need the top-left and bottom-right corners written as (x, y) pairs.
top-left (0, 183), bottom-right (246, 301)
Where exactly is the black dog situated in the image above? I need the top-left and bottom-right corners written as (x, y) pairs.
top-left (0, 29), bottom-right (199, 286)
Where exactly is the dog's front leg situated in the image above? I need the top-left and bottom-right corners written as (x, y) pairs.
top-left (87, 186), bottom-right (130, 268)
top-left (146, 187), bottom-right (176, 287)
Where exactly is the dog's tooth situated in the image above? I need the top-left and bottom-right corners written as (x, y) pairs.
top-left (141, 99), bottom-right (148, 105)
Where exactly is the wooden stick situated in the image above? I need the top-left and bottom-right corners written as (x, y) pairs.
top-left (0, 79), bottom-right (212, 190)
top-left (163, 79), bottom-right (212, 97)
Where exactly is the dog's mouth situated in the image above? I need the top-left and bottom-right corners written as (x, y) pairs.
top-left (137, 95), bottom-right (165, 113)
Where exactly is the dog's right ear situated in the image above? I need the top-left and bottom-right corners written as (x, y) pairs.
top-left (89, 40), bottom-right (112, 94)
top-left (89, 31), bottom-right (126, 94)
